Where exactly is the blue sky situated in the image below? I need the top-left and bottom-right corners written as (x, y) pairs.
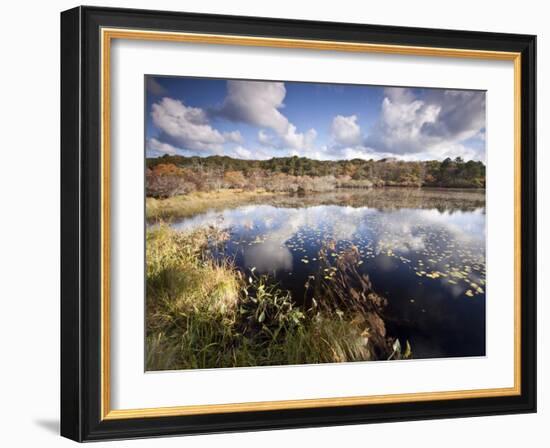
top-left (145, 76), bottom-right (486, 162)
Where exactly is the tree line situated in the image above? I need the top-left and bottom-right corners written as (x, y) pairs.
top-left (146, 154), bottom-right (485, 198)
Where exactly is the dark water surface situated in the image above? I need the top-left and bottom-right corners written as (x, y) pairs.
top-left (172, 188), bottom-right (486, 359)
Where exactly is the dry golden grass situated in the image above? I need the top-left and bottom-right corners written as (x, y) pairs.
top-left (146, 188), bottom-right (281, 221)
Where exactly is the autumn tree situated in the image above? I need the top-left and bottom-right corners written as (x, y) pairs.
top-left (223, 170), bottom-right (247, 189)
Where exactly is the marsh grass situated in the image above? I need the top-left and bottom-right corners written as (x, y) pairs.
top-left (146, 188), bottom-right (281, 221)
top-left (146, 225), bottom-right (408, 371)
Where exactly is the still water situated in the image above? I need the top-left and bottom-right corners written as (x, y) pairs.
top-left (172, 188), bottom-right (486, 359)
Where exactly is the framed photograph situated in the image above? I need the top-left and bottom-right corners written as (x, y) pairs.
top-left (61, 6), bottom-right (536, 441)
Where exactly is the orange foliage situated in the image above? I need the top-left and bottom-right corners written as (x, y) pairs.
top-left (152, 163), bottom-right (183, 176)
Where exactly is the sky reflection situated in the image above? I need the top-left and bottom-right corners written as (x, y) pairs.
top-left (169, 191), bottom-right (486, 359)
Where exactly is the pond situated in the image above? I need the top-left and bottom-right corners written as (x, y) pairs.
top-left (171, 188), bottom-right (486, 360)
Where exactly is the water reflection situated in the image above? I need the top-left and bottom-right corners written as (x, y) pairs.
top-left (171, 189), bottom-right (486, 359)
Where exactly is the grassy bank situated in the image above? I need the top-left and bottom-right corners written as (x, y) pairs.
top-left (146, 225), bottom-right (407, 371)
top-left (147, 187), bottom-right (486, 222)
top-left (146, 188), bottom-right (282, 221)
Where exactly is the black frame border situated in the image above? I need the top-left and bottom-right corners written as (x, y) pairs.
top-left (61, 6), bottom-right (536, 442)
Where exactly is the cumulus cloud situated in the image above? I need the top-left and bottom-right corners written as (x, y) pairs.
top-left (384, 87), bottom-right (416, 104)
top-left (258, 129), bottom-right (274, 146)
top-left (147, 81), bottom-right (485, 162)
top-left (146, 137), bottom-right (179, 156)
top-left (220, 81), bottom-right (289, 133)
top-left (339, 146), bottom-right (377, 160)
top-left (223, 130), bottom-right (244, 144)
top-left (283, 125), bottom-right (317, 150)
top-left (365, 91), bottom-right (440, 154)
top-left (322, 88), bottom-right (485, 162)
top-left (151, 97), bottom-right (243, 154)
top-left (218, 80), bottom-right (317, 151)
top-left (331, 114), bottom-right (361, 146)
top-left (231, 145), bottom-right (253, 159)
top-left (421, 90), bottom-right (486, 142)
top-left (364, 87), bottom-right (486, 161)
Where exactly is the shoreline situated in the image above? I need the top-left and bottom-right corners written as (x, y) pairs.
top-left (146, 186), bottom-right (486, 221)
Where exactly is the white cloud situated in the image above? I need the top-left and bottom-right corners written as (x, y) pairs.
top-left (220, 81), bottom-right (288, 134)
top-left (340, 146), bottom-right (375, 160)
top-left (232, 145), bottom-right (253, 159)
top-left (320, 89), bottom-right (484, 162)
top-left (331, 114), bottom-right (361, 146)
top-left (368, 95), bottom-right (440, 153)
top-left (148, 83), bottom-right (485, 162)
top-left (398, 143), bottom-right (481, 162)
top-left (422, 90), bottom-right (486, 142)
top-left (258, 129), bottom-right (275, 146)
top-left (282, 125), bottom-right (317, 150)
top-left (146, 137), bottom-right (179, 156)
top-left (364, 88), bottom-right (486, 161)
top-left (151, 97), bottom-right (227, 153)
top-left (223, 145), bottom-right (271, 160)
top-left (223, 130), bottom-right (244, 144)
top-left (219, 80), bottom-right (317, 151)
top-left (384, 87), bottom-right (415, 104)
